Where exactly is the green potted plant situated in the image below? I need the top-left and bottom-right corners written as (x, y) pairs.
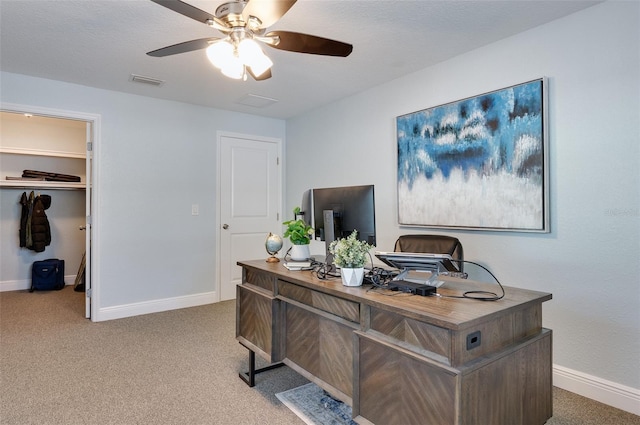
top-left (329, 230), bottom-right (374, 286)
top-left (283, 207), bottom-right (314, 260)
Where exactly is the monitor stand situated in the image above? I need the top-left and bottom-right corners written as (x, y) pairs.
top-left (388, 268), bottom-right (442, 296)
top-left (320, 210), bottom-right (339, 275)
top-left (394, 268), bottom-right (445, 287)
top-left (323, 209), bottom-right (336, 266)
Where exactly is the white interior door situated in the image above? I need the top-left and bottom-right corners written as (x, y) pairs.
top-left (84, 122), bottom-right (92, 318)
top-left (218, 133), bottom-right (281, 301)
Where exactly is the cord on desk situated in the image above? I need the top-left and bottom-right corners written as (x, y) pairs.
top-left (439, 259), bottom-right (505, 301)
top-left (308, 253), bottom-right (504, 301)
top-left (315, 262), bottom-right (340, 280)
top-left (364, 257), bottom-right (504, 301)
top-left (315, 251), bottom-right (378, 281)
top-left (280, 248), bottom-right (333, 278)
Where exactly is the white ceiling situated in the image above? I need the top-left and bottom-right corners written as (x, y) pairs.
top-left (0, 0), bottom-right (599, 119)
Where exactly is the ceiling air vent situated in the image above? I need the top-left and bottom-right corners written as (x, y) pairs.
top-left (236, 94), bottom-right (278, 108)
top-left (129, 74), bottom-right (164, 87)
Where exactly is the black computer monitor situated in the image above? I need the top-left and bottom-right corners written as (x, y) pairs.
top-left (310, 185), bottom-right (376, 260)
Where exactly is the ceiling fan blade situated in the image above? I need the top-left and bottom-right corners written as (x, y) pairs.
top-left (242, 0), bottom-right (297, 28)
top-left (147, 38), bottom-right (219, 57)
top-left (150, 0), bottom-right (228, 31)
top-left (265, 31), bottom-right (353, 57)
top-left (247, 67), bottom-right (272, 81)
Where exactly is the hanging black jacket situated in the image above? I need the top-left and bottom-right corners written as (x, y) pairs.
top-left (30, 194), bottom-right (52, 252)
top-left (19, 192), bottom-right (28, 247)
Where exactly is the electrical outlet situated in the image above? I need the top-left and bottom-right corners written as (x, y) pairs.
top-left (191, 204), bottom-right (199, 216)
top-left (466, 330), bottom-right (481, 350)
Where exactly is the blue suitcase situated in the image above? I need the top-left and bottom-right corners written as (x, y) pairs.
top-left (30, 259), bottom-right (65, 292)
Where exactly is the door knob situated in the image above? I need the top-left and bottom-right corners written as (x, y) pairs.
top-left (222, 224), bottom-right (229, 229)
top-left (79, 226), bottom-right (86, 231)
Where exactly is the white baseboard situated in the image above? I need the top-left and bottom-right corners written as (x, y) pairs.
top-left (94, 291), bottom-right (217, 322)
top-left (0, 276), bottom-right (77, 292)
top-left (553, 364), bottom-right (640, 416)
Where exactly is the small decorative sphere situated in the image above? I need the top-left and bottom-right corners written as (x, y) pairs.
top-left (265, 233), bottom-right (283, 262)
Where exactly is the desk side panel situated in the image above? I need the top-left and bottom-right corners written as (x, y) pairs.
top-left (237, 284), bottom-right (282, 362)
top-left (460, 329), bottom-right (552, 425)
top-left (451, 303), bottom-right (543, 366)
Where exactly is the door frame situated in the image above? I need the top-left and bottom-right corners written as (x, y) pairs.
top-left (1, 102), bottom-right (100, 320)
top-left (215, 130), bottom-right (283, 302)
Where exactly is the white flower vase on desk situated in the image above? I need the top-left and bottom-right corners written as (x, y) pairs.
top-left (329, 230), bottom-right (374, 287)
top-left (290, 244), bottom-right (311, 261)
top-left (283, 206), bottom-right (314, 261)
top-left (340, 267), bottom-right (364, 287)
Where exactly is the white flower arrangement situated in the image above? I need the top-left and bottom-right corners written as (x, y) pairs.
top-left (329, 230), bottom-right (374, 268)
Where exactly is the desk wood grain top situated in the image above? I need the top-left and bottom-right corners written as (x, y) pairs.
top-left (238, 260), bottom-right (552, 330)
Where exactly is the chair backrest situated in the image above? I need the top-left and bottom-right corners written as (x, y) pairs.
top-left (394, 234), bottom-right (464, 272)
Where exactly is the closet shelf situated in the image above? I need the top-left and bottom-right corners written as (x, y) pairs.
top-left (0, 180), bottom-right (85, 190)
top-left (0, 147), bottom-right (85, 159)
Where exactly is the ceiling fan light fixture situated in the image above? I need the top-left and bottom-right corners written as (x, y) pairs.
top-left (238, 38), bottom-right (272, 78)
top-left (248, 62), bottom-right (270, 78)
top-left (220, 56), bottom-right (245, 79)
top-left (238, 38), bottom-right (261, 62)
top-left (206, 37), bottom-right (272, 80)
top-left (148, 0), bottom-right (354, 82)
top-left (206, 41), bottom-right (234, 69)
top-left (247, 52), bottom-right (273, 78)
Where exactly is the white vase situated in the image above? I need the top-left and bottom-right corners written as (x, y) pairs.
top-left (340, 267), bottom-right (364, 287)
top-left (290, 244), bottom-right (311, 261)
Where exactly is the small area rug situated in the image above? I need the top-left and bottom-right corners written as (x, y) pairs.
top-left (276, 383), bottom-right (358, 425)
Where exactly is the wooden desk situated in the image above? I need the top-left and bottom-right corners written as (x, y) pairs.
top-left (236, 260), bottom-right (552, 425)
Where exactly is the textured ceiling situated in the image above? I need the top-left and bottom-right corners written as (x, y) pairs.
top-left (0, 0), bottom-right (599, 119)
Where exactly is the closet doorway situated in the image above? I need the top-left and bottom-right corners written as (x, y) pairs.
top-left (0, 104), bottom-right (99, 319)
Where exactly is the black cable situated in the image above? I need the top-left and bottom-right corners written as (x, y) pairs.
top-left (309, 252), bottom-right (504, 301)
top-left (363, 267), bottom-right (396, 286)
top-left (315, 262), bottom-right (340, 280)
top-left (316, 250), bottom-right (376, 281)
top-left (366, 257), bottom-right (505, 301)
top-left (280, 248), bottom-right (335, 278)
top-left (283, 247), bottom-right (292, 262)
top-left (439, 259), bottom-right (505, 301)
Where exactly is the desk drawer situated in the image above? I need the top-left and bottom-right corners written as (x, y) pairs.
top-left (370, 303), bottom-right (543, 367)
top-left (369, 307), bottom-right (451, 363)
top-left (278, 280), bottom-right (360, 323)
top-left (244, 268), bottom-right (276, 293)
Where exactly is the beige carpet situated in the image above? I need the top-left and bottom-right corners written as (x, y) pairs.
top-left (1, 287), bottom-right (638, 424)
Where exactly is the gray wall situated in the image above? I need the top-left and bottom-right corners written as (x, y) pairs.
top-left (285, 1), bottom-right (640, 393)
top-left (0, 72), bottom-right (286, 314)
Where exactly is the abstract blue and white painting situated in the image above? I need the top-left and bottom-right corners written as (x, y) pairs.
top-left (397, 79), bottom-right (548, 232)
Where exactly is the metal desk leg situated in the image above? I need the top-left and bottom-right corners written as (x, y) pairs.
top-left (239, 349), bottom-right (284, 387)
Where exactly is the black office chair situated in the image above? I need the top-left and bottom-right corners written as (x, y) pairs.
top-left (394, 234), bottom-right (464, 272)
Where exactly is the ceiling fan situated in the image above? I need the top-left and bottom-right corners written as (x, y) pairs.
top-left (147, 0), bottom-right (353, 81)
